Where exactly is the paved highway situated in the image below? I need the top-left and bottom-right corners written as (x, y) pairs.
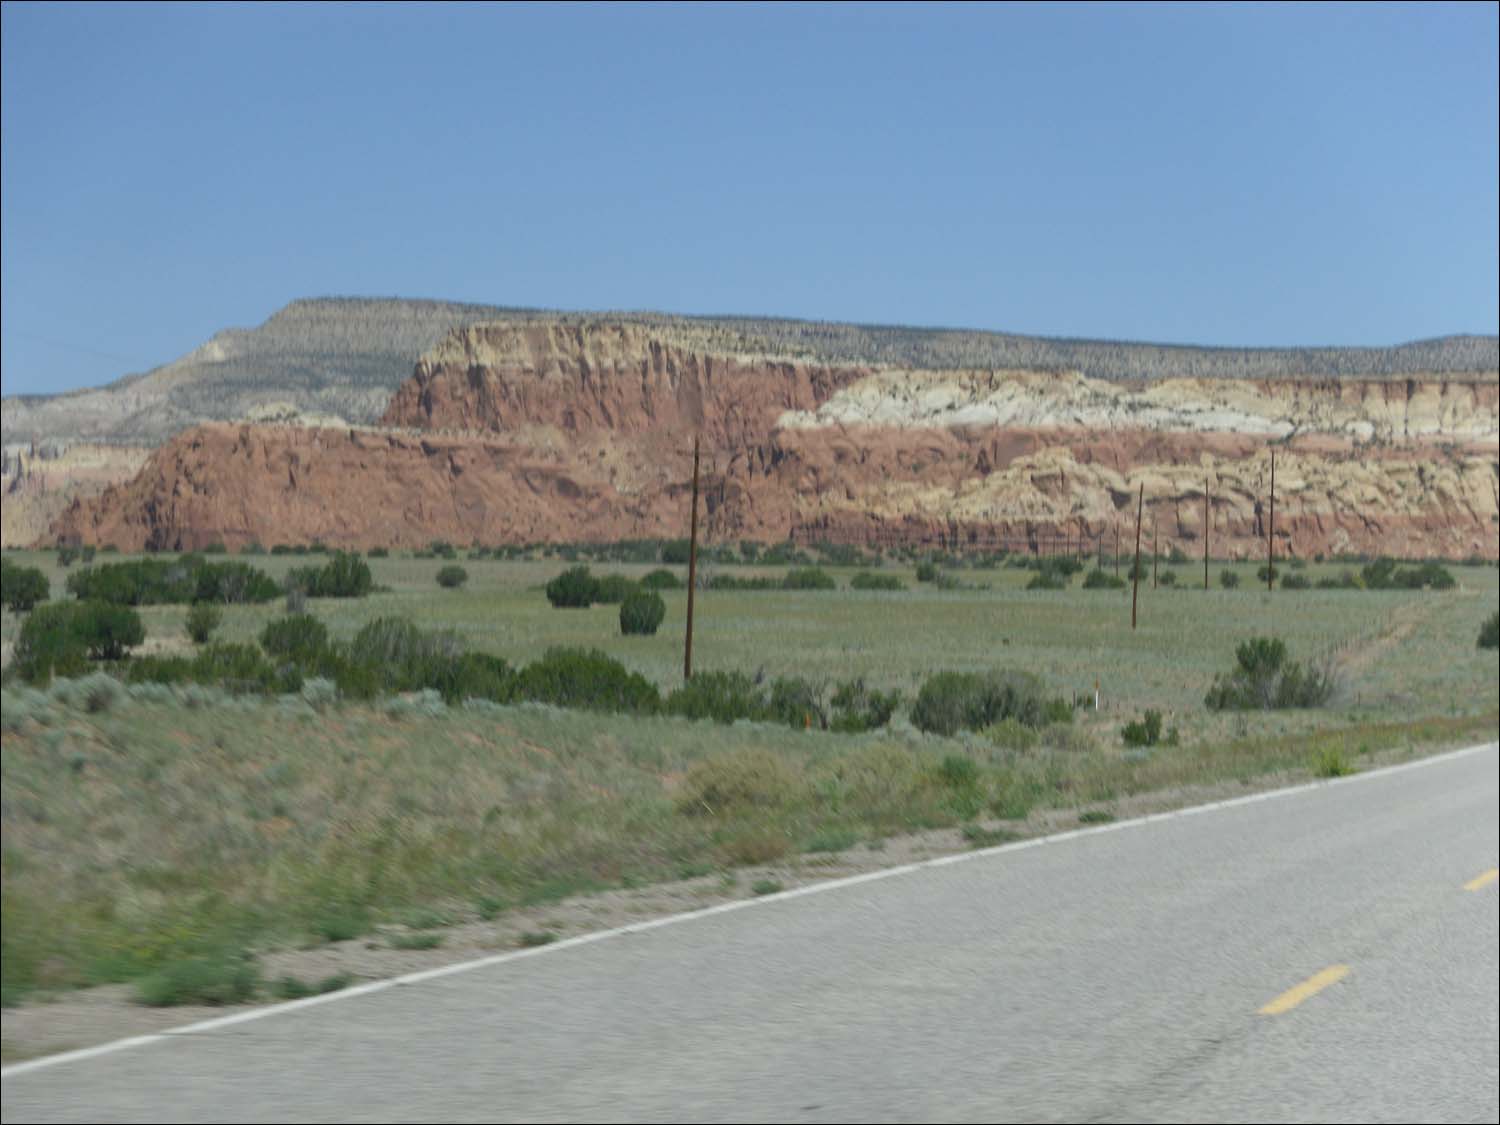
top-left (5, 743), bottom-right (1497, 1123)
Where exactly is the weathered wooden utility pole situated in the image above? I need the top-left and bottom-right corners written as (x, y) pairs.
top-left (1203, 475), bottom-right (1210, 590)
top-left (684, 434), bottom-right (700, 680)
top-left (1152, 516), bottom-right (1158, 589)
top-left (1131, 483), bottom-right (1144, 630)
top-left (1267, 448), bottom-right (1276, 592)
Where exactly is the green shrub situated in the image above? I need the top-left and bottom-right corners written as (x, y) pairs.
top-left (1219, 570), bottom-right (1240, 589)
top-left (937, 754), bottom-right (979, 789)
top-left (619, 590), bottom-right (666, 636)
top-left (367, 546), bottom-right (389, 558)
top-left (193, 642), bottom-right (290, 694)
top-left (915, 562), bottom-right (938, 583)
top-left (782, 567), bottom-right (836, 590)
top-left (591, 574), bottom-right (639, 604)
top-left (1082, 568), bottom-right (1125, 590)
top-left (65, 557), bottom-right (279, 606)
top-left (1204, 636), bottom-right (1337, 710)
top-left (910, 670), bottom-right (1047, 736)
top-left (640, 568), bottom-right (681, 590)
top-left (1280, 572), bottom-right (1310, 590)
top-left (259, 614), bottom-right (330, 665)
top-left (661, 539), bottom-right (692, 565)
top-left (850, 571), bottom-right (904, 591)
top-left (1121, 710), bottom-right (1163, 747)
top-left (14, 602), bottom-right (145, 683)
top-left (1478, 611), bottom-right (1499, 650)
top-left (185, 603), bottom-right (222, 644)
top-left (545, 566), bottom-right (597, 608)
top-left (828, 678), bottom-right (899, 732)
top-left (287, 552), bottom-right (372, 598)
top-left (1, 559), bottom-right (49, 613)
top-left (1026, 571), bottom-right (1068, 590)
top-left (666, 670), bottom-right (765, 723)
top-left (1041, 697), bottom-right (1074, 724)
top-left (767, 676), bottom-right (826, 729)
top-left (435, 565), bottom-right (468, 589)
top-left (136, 953), bottom-right (260, 1007)
top-left (519, 647), bottom-right (660, 713)
top-left (1167, 545), bottom-right (1190, 564)
top-left (1157, 569), bottom-right (1178, 587)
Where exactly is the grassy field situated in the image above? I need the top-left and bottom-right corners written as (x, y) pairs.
top-left (2, 548), bottom-right (1497, 1009)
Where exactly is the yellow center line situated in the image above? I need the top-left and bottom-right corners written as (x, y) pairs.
top-left (1259, 964), bottom-right (1350, 1016)
top-left (1463, 868), bottom-right (1498, 892)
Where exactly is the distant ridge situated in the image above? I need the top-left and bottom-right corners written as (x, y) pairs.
top-left (3, 295), bottom-right (1496, 448)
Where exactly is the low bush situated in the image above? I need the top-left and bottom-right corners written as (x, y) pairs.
top-left (1280, 572), bottom-right (1310, 590)
top-left (1082, 568), bottom-right (1125, 590)
top-left (287, 552), bottom-right (372, 598)
top-left (850, 571), bottom-right (904, 591)
top-left (828, 679), bottom-right (900, 733)
top-left (910, 669), bottom-right (1048, 736)
top-left (782, 567), bottom-right (836, 590)
top-left (545, 566), bottom-right (597, 608)
top-left (767, 675), bottom-right (826, 729)
top-left (619, 590), bottom-right (666, 636)
top-left (14, 601), bottom-right (145, 683)
top-left (1026, 571), bottom-right (1068, 590)
top-left (1, 559), bottom-right (49, 613)
top-left (1479, 611), bottom-right (1499, 650)
top-left (666, 670), bottom-right (765, 724)
top-left (915, 562), bottom-right (938, 583)
top-left (1219, 570), bottom-right (1240, 589)
top-left (435, 565), bottom-right (468, 589)
top-left (367, 547), bottom-right (389, 558)
top-left (518, 647), bottom-right (660, 713)
top-left (640, 568), bottom-right (681, 590)
top-left (136, 953), bottom-right (260, 1007)
top-left (1204, 636), bottom-right (1337, 710)
top-left (591, 574), bottom-right (640, 604)
top-left (1157, 569), bottom-right (1178, 587)
top-left (65, 556), bottom-right (279, 606)
top-left (185, 603), bottom-right (222, 644)
top-left (1121, 710), bottom-right (1163, 747)
top-left (259, 614), bottom-right (331, 665)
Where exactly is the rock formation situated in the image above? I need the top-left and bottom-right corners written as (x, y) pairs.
top-left (49, 321), bottom-right (1500, 559)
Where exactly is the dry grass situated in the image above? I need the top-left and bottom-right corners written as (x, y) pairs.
top-left (2, 549), bottom-right (1496, 1007)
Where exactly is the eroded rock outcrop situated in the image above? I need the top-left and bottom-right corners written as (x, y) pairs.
top-left (50, 321), bottom-right (1500, 558)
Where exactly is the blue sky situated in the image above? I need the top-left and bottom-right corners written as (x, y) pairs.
top-left (2, 1), bottom-right (1496, 396)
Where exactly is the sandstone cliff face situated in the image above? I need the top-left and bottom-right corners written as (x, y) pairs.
top-left (50, 322), bottom-right (1500, 559)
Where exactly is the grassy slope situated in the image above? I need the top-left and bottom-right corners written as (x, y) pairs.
top-left (2, 552), bottom-right (1497, 1005)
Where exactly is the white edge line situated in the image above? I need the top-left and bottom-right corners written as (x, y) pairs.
top-left (4, 738), bottom-right (1495, 1081)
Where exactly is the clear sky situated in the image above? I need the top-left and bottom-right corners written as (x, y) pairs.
top-left (2, 1), bottom-right (1496, 396)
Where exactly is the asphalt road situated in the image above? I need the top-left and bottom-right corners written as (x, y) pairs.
top-left (5, 743), bottom-right (1497, 1124)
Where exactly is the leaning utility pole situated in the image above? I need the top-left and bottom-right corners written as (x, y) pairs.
top-left (684, 434), bottom-right (700, 680)
top-left (1267, 447), bottom-right (1276, 592)
top-left (1152, 516), bottom-right (1158, 589)
top-left (1131, 484), bottom-right (1144, 630)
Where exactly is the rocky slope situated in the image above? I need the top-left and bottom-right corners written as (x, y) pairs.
top-left (52, 321), bottom-right (1500, 559)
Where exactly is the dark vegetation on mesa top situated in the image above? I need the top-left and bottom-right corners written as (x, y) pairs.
top-left (4, 296), bottom-right (1496, 448)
